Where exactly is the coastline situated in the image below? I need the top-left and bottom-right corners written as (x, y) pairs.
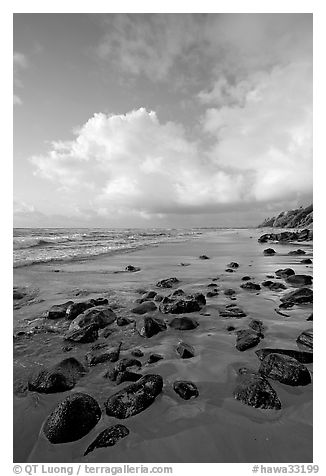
top-left (13, 228), bottom-right (313, 463)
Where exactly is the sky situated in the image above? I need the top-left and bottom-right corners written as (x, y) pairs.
top-left (13, 13), bottom-right (313, 228)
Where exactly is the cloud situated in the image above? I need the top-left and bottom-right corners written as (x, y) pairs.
top-left (13, 51), bottom-right (28, 106)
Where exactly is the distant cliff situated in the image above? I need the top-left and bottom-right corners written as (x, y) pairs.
top-left (258, 204), bottom-right (313, 229)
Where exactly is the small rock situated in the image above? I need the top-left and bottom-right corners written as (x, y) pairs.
top-left (86, 343), bottom-right (122, 366)
top-left (148, 353), bottom-right (163, 364)
top-left (219, 305), bottom-right (246, 318)
top-left (66, 301), bottom-right (94, 320)
top-left (69, 306), bottom-right (117, 331)
top-left (131, 348), bottom-right (144, 357)
top-left (84, 424), bottom-right (129, 456)
top-left (259, 353), bottom-right (311, 386)
top-left (64, 324), bottom-right (99, 343)
top-left (240, 282), bottom-right (261, 291)
top-left (141, 290), bottom-right (157, 300)
top-left (236, 330), bottom-right (261, 351)
top-left (286, 275), bottom-right (313, 286)
top-left (275, 268), bottom-right (295, 278)
top-left (248, 319), bottom-right (264, 336)
top-left (139, 316), bottom-right (167, 338)
top-left (176, 341), bottom-right (195, 358)
top-left (227, 325), bottom-right (236, 332)
top-left (255, 348), bottom-right (313, 364)
top-left (280, 287), bottom-right (313, 305)
top-left (224, 289), bottom-right (236, 296)
top-left (263, 248), bottom-right (276, 255)
top-left (242, 276), bottom-right (251, 281)
top-left (169, 317), bottom-right (199, 330)
top-left (43, 393), bottom-right (101, 444)
top-left (225, 268), bottom-right (234, 273)
top-left (131, 301), bottom-right (157, 315)
top-left (28, 358), bottom-right (86, 393)
top-left (153, 294), bottom-right (164, 302)
top-left (115, 371), bottom-right (143, 385)
top-left (262, 281), bottom-right (287, 291)
top-left (288, 249), bottom-right (306, 255)
top-left (156, 277), bottom-right (179, 288)
top-left (296, 328), bottom-right (313, 349)
top-left (173, 381), bottom-right (199, 400)
top-left (199, 255), bottom-right (210, 260)
top-left (46, 301), bottom-right (74, 320)
top-left (227, 262), bottom-right (239, 268)
top-left (233, 371), bottom-right (281, 410)
top-left (116, 317), bottom-right (133, 326)
top-left (125, 265), bottom-right (140, 272)
top-left (301, 258), bottom-right (312, 264)
top-left (206, 290), bottom-right (218, 298)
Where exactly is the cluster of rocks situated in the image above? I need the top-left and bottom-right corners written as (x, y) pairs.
top-left (258, 229), bottom-right (312, 243)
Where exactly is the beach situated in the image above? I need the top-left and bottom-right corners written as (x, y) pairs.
top-left (13, 228), bottom-right (313, 463)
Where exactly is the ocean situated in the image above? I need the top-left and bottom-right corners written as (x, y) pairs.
top-left (13, 227), bottom-right (204, 268)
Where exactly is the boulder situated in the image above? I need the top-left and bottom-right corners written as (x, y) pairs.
top-left (28, 358), bottom-right (86, 394)
top-left (176, 341), bottom-right (195, 358)
top-left (115, 371), bottom-right (143, 385)
top-left (169, 316), bottom-right (199, 330)
top-left (233, 371), bottom-right (281, 410)
top-left (125, 265), bottom-right (140, 272)
top-left (242, 276), bottom-right (252, 281)
top-left (280, 288), bottom-right (313, 305)
top-left (148, 353), bottom-right (164, 364)
top-left (288, 249), bottom-right (306, 255)
top-left (236, 330), bottom-right (261, 351)
top-left (199, 255), bottom-right (210, 260)
top-left (224, 289), bottom-right (236, 296)
top-left (84, 424), bottom-right (129, 456)
top-left (173, 381), bottom-right (199, 400)
top-left (159, 295), bottom-right (201, 314)
top-left (219, 305), bottom-right (246, 318)
top-left (263, 248), bottom-right (276, 256)
top-left (286, 275), bottom-right (313, 286)
top-left (138, 316), bottom-right (167, 338)
top-left (227, 262), bottom-right (239, 268)
top-left (104, 358), bottom-right (142, 382)
top-left (45, 301), bottom-right (74, 319)
top-left (105, 374), bottom-right (163, 419)
top-left (296, 328), bottom-right (313, 349)
top-left (240, 282), bottom-right (261, 291)
top-left (156, 277), bottom-right (179, 288)
top-left (307, 313), bottom-right (313, 321)
top-left (206, 290), bottom-right (218, 297)
top-left (248, 319), bottom-right (264, 336)
top-left (86, 343), bottom-right (122, 366)
top-left (275, 268), bottom-right (295, 278)
top-left (116, 317), bottom-right (133, 326)
top-left (43, 393), bottom-right (101, 444)
top-left (64, 324), bottom-right (99, 343)
top-left (141, 290), bottom-right (157, 300)
top-left (255, 348), bottom-right (313, 364)
top-left (301, 258), bottom-right (312, 264)
top-left (153, 294), bottom-right (164, 302)
top-left (131, 348), bottom-right (144, 357)
top-left (66, 301), bottom-right (94, 320)
top-left (259, 353), bottom-right (311, 386)
top-left (131, 301), bottom-right (157, 315)
top-left (261, 281), bottom-right (287, 291)
top-left (225, 268), bottom-right (234, 273)
top-left (69, 306), bottom-right (117, 331)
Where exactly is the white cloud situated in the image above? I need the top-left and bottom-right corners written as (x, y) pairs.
top-left (13, 51), bottom-right (28, 106)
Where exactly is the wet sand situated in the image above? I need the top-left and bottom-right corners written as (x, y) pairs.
top-left (13, 228), bottom-right (313, 463)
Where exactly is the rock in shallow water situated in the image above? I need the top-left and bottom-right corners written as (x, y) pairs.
top-left (138, 316), bottom-right (167, 338)
top-left (296, 328), bottom-right (313, 349)
top-left (28, 357), bottom-right (86, 394)
top-left (263, 248), bottom-right (276, 255)
top-left (176, 341), bottom-right (195, 358)
top-left (46, 301), bottom-right (74, 319)
top-left (169, 316), bottom-right (199, 330)
top-left (105, 374), bottom-right (163, 419)
top-left (173, 381), bottom-right (199, 400)
top-left (159, 293), bottom-right (205, 314)
top-left (233, 371), bottom-right (281, 410)
top-left (236, 330), bottom-right (261, 351)
top-left (43, 392), bottom-right (101, 444)
top-left (280, 287), bottom-right (313, 305)
top-left (131, 301), bottom-right (157, 315)
top-left (259, 353), bottom-right (311, 386)
top-left (86, 343), bottom-right (122, 366)
top-left (156, 277), bottom-right (179, 288)
top-left (275, 268), bottom-right (295, 279)
top-left (219, 305), bottom-right (246, 318)
top-left (69, 306), bottom-right (117, 331)
top-left (84, 424), bottom-right (129, 456)
top-left (64, 324), bottom-right (99, 343)
top-left (286, 275), bottom-right (313, 286)
top-left (240, 282), bottom-right (261, 291)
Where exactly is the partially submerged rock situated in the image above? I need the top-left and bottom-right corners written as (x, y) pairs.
top-left (66, 301), bottom-right (94, 320)
top-left (233, 371), bottom-right (281, 410)
top-left (138, 316), bottom-right (167, 338)
top-left (255, 348), bottom-right (313, 364)
top-left (125, 265), bottom-right (140, 272)
top-left (148, 353), bottom-right (164, 364)
top-left (301, 258), bottom-right (312, 264)
top-left (224, 289), bottom-right (236, 296)
top-left (43, 392), bottom-right (101, 444)
top-left (45, 301), bottom-right (74, 319)
top-left (64, 324), bottom-right (99, 343)
top-left (236, 330), bottom-right (261, 351)
top-left (84, 424), bottom-right (129, 456)
top-left (240, 282), bottom-right (261, 291)
top-left (156, 277), bottom-right (179, 288)
top-left (280, 288), bottom-right (313, 306)
top-left (173, 381), bottom-right (199, 400)
top-left (296, 328), bottom-right (313, 349)
top-left (131, 348), bottom-right (144, 357)
top-left (275, 268), bottom-right (295, 279)
top-left (248, 319), bottom-right (264, 336)
top-left (263, 248), bottom-right (276, 256)
top-left (159, 293), bottom-right (205, 314)
top-left (286, 275), bottom-right (313, 286)
top-left (169, 316), bottom-right (199, 330)
top-left (219, 305), bottom-right (246, 318)
top-left (261, 281), bottom-right (287, 291)
top-left (288, 249), bottom-right (306, 255)
top-left (86, 343), bottom-right (122, 366)
top-left (105, 374), bottom-right (163, 419)
top-left (259, 353), bottom-right (311, 386)
top-left (199, 255), bottom-right (210, 260)
top-left (227, 262), bottom-right (239, 268)
top-left (28, 358), bottom-right (86, 393)
top-left (116, 317), bottom-right (133, 326)
top-left (69, 306), bottom-right (117, 331)
top-left (176, 341), bottom-right (195, 358)
top-left (115, 371), bottom-right (143, 385)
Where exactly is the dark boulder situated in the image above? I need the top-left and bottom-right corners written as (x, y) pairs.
top-left (45, 301), bottom-right (74, 319)
top-left (248, 319), bottom-right (264, 336)
top-left (173, 381), bottom-right (199, 400)
top-left (28, 358), bottom-right (86, 394)
top-left (90, 297), bottom-right (109, 306)
top-left (207, 283), bottom-right (218, 288)
top-left (240, 282), bottom-right (261, 291)
top-left (255, 348), bottom-right (313, 364)
top-left (153, 294), bottom-right (164, 302)
top-left (233, 371), bottom-right (281, 410)
top-left (141, 290), bottom-right (157, 300)
top-left (64, 324), bottom-right (99, 343)
top-left (199, 255), bottom-right (210, 260)
top-left (148, 353), bottom-right (164, 364)
top-left (43, 392), bottom-right (101, 444)
top-left (301, 258), bottom-right (312, 264)
top-left (280, 287), bottom-right (313, 305)
top-left (139, 316), bottom-right (167, 338)
top-left (131, 348), bottom-right (144, 357)
top-left (275, 268), bottom-right (295, 278)
top-left (104, 358), bottom-right (142, 382)
top-left (159, 295), bottom-right (202, 314)
top-left (84, 424), bottom-right (129, 456)
top-left (307, 313), bottom-right (313, 321)
top-left (105, 374), bottom-right (163, 419)
top-left (263, 248), bottom-right (276, 256)
top-left (125, 265), bottom-right (140, 272)
top-left (236, 330), bottom-right (261, 351)
top-left (66, 301), bottom-right (94, 320)
top-left (227, 262), bottom-right (239, 268)
top-left (131, 301), bottom-right (157, 315)
top-left (156, 277), bottom-right (179, 288)
top-left (259, 353), bottom-right (311, 386)
top-left (224, 289), bottom-right (236, 296)
top-left (86, 343), bottom-right (122, 366)
top-left (286, 275), bottom-right (313, 286)
top-left (69, 306), bottom-right (117, 331)
top-left (296, 328), bottom-right (313, 349)
top-left (225, 268), bottom-right (234, 273)
top-left (242, 276), bottom-right (252, 281)
top-left (116, 316), bottom-right (133, 326)
top-left (115, 371), bottom-right (143, 385)
top-left (169, 316), bottom-right (199, 330)
top-left (176, 341), bottom-right (195, 358)
top-left (206, 290), bottom-right (218, 298)
top-left (288, 249), bottom-right (306, 255)
top-left (261, 281), bottom-right (287, 291)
